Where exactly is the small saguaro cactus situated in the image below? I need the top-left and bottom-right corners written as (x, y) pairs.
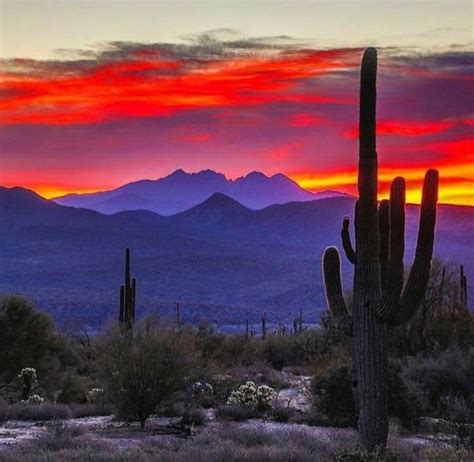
top-left (176, 302), bottom-right (181, 329)
top-left (459, 265), bottom-right (468, 306)
top-left (322, 48), bottom-right (438, 450)
top-left (119, 248), bottom-right (136, 328)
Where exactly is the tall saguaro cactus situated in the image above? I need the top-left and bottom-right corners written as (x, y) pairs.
top-left (119, 248), bottom-right (136, 328)
top-left (322, 48), bottom-right (439, 450)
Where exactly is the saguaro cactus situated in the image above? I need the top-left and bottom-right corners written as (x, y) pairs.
top-left (119, 248), bottom-right (136, 328)
top-left (322, 48), bottom-right (438, 450)
top-left (459, 265), bottom-right (468, 306)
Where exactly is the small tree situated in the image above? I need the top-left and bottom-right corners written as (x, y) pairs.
top-left (0, 295), bottom-right (63, 391)
top-left (99, 318), bottom-right (194, 429)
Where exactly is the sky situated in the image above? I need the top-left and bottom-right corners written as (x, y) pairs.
top-left (0, 0), bottom-right (473, 204)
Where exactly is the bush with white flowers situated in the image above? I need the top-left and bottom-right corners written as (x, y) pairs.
top-left (87, 388), bottom-right (105, 403)
top-left (227, 381), bottom-right (276, 410)
top-left (192, 381), bottom-right (213, 397)
top-left (18, 368), bottom-right (37, 383)
top-left (17, 367), bottom-right (38, 401)
top-left (26, 394), bottom-right (44, 405)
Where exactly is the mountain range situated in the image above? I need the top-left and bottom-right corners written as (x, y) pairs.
top-left (53, 169), bottom-right (349, 215)
top-left (1, 186), bottom-right (473, 331)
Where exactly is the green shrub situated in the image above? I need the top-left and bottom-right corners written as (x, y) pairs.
top-left (310, 362), bottom-right (357, 427)
top-left (0, 295), bottom-right (64, 393)
top-left (56, 374), bottom-right (88, 404)
top-left (272, 403), bottom-right (297, 422)
top-left (216, 404), bottom-right (262, 421)
top-left (401, 347), bottom-right (474, 419)
top-left (98, 318), bottom-right (197, 429)
top-left (181, 407), bottom-right (206, 426)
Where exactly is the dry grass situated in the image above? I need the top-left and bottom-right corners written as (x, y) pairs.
top-left (2, 419), bottom-right (472, 462)
top-left (0, 402), bottom-right (72, 423)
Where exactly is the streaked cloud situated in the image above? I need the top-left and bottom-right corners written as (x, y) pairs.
top-left (0, 33), bottom-right (472, 205)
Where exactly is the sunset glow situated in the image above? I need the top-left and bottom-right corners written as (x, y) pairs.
top-left (1, 3), bottom-right (472, 207)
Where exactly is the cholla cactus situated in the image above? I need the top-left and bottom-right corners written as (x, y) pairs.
top-left (26, 394), bottom-right (44, 405)
top-left (17, 367), bottom-right (38, 401)
top-left (192, 381), bottom-right (213, 396)
top-left (227, 381), bottom-right (276, 410)
top-left (256, 385), bottom-right (276, 404)
top-left (87, 388), bottom-right (105, 403)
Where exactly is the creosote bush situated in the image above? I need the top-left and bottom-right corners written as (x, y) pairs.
top-left (98, 317), bottom-right (197, 429)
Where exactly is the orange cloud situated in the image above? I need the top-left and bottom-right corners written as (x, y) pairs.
top-left (292, 161), bottom-right (474, 206)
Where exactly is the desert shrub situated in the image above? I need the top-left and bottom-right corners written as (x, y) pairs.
top-left (387, 360), bottom-right (420, 429)
top-left (310, 361), bottom-right (357, 428)
top-left (181, 407), bottom-right (206, 426)
top-left (401, 346), bottom-right (474, 420)
top-left (439, 394), bottom-right (474, 424)
top-left (68, 402), bottom-right (112, 418)
top-left (272, 402), bottom-right (297, 422)
top-left (232, 364), bottom-right (292, 390)
top-left (260, 334), bottom-right (307, 370)
top-left (0, 295), bottom-right (64, 392)
top-left (56, 374), bottom-right (88, 404)
top-left (294, 407), bottom-right (332, 426)
top-left (0, 402), bottom-right (72, 422)
top-left (98, 318), bottom-right (196, 429)
top-left (216, 404), bottom-right (262, 421)
top-left (208, 375), bottom-right (240, 405)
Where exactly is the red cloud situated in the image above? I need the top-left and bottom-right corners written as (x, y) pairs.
top-left (288, 113), bottom-right (324, 127)
top-left (0, 47), bottom-right (358, 125)
top-left (344, 119), bottom-right (458, 139)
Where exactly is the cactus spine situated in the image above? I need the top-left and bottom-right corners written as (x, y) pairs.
top-left (322, 48), bottom-right (439, 450)
top-left (119, 248), bottom-right (136, 328)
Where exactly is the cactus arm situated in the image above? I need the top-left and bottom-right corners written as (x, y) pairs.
top-left (377, 177), bottom-right (406, 321)
top-left (323, 246), bottom-right (352, 334)
top-left (341, 216), bottom-right (357, 264)
top-left (391, 169), bottom-right (439, 326)
top-left (378, 199), bottom-right (389, 288)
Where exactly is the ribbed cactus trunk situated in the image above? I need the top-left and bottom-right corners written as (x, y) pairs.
top-left (353, 48), bottom-right (388, 448)
top-left (322, 48), bottom-right (439, 451)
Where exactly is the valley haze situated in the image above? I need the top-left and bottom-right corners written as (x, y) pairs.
top-left (1, 180), bottom-right (472, 332)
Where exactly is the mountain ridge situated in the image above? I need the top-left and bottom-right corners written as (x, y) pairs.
top-left (52, 169), bottom-right (351, 215)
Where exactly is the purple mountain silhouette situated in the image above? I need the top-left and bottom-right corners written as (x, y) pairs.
top-left (53, 169), bottom-right (350, 215)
